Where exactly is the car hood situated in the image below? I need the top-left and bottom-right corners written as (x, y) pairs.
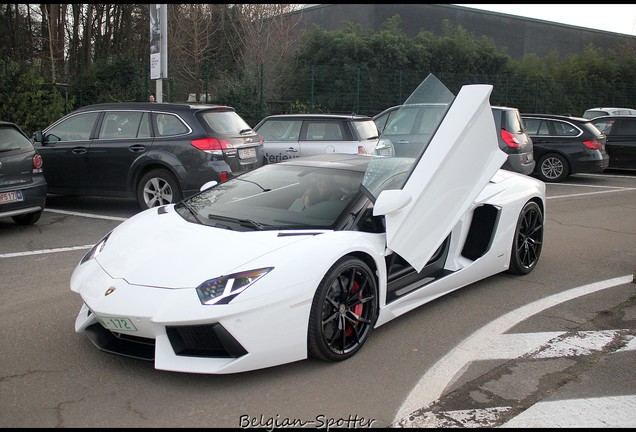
top-left (95, 207), bottom-right (316, 288)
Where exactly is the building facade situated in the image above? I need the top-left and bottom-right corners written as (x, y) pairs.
top-left (294, 4), bottom-right (635, 59)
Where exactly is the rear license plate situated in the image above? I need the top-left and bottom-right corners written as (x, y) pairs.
top-left (0, 190), bottom-right (23, 203)
top-left (238, 148), bottom-right (256, 159)
top-left (96, 315), bottom-right (137, 332)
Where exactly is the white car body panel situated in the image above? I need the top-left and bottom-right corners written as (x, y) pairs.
top-left (375, 84), bottom-right (508, 272)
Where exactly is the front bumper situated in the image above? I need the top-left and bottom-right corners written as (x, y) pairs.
top-left (71, 260), bottom-right (313, 374)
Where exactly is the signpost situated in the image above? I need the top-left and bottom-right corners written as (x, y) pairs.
top-left (150, 4), bottom-right (168, 102)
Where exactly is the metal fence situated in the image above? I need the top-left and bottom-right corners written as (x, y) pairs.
top-left (258, 66), bottom-right (636, 121)
top-left (3, 60), bottom-right (636, 132)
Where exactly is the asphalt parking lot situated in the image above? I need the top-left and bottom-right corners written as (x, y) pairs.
top-left (1, 170), bottom-right (635, 428)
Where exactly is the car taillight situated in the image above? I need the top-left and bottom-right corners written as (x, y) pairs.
top-left (219, 172), bottom-right (229, 182)
top-left (190, 137), bottom-right (234, 153)
top-left (583, 139), bottom-right (601, 150)
top-left (357, 145), bottom-right (368, 155)
top-left (33, 154), bottom-right (43, 172)
top-left (500, 129), bottom-right (521, 148)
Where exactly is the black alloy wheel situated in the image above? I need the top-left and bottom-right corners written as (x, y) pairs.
top-left (308, 256), bottom-right (378, 361)
top-left (508, 200), bottom-right (543, 275)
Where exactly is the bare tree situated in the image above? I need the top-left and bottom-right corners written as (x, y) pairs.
top-left (225, 4), bottom-right (305, 101)
top-left (167, 4), bottom-right (228, 101)
top-left (40, 3), bottom-right (68, 83)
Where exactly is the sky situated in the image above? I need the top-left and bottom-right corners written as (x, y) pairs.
top-left (455, 4), bottom-right (636, 36)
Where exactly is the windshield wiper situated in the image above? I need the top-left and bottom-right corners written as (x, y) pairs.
top-left (0, 147), bottom-right (21, 152)
top-left (208, 213), bottom-right (265, 230)
top-left (234, 177), bottom-right (271, 192)
top-left (239, 128), bottom-right (253, 134)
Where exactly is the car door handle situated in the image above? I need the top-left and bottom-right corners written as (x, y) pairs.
top-left (72, 147), bottom-right (88, 155)
top-left (129, 144), bottom-right (146, 153)
top-left (397, 140), bottom-right (410, 144)
top-left (285, 147), bottom-right (298, 153)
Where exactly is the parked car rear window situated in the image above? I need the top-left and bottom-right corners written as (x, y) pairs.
top-left (198, 110), bottom-right (252, 135)
top-left (352, 119), bottom-right (380, 140)
top-left (503, 109), bottom-right (525, 133)
top-left (0, 124), bottom-right (34, 150)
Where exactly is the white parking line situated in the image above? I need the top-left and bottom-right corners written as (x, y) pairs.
top-left (45, 208), bottom-right (128, 221)
top-left (500, 395), bottom-right (636, 427)
top-left (0, 209), bottom-right (124, 259)
top-left (0, 245), bottom-right (93, 259)
top-left (474, 330), bottom-right (636, 360)
top-left (393, 274), bottom-right (634, 423)
top-left (401, 396), bottom-right (636, 428)
top-left (548, 187), bottom-right (636, 200)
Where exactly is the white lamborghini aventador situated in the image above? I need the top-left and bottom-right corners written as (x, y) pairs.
top-left (70, 74), bottom-right (546, 374)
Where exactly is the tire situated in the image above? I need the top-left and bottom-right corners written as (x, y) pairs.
top-left (308, 256), bottom-right (378, 362)
top-left (536, 153), bottom-right (569, 182)
top-left (11, 210), bottom-right (42, 226)
top-left (508, 201), bottom-right (543, 275)
top-left (136, 168), bottom-right (182, 210)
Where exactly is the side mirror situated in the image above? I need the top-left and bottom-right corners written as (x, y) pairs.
top-left (373, 189), bottom-right (412, 216)
top-left (33, 131), bottom-right (43, 143)
top-left (200, 180), bottom-right (218, 192)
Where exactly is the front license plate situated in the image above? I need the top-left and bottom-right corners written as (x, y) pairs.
top-left (0, 190), bottom-right (24, 203)
top-left (238, 148), bottom-right (256, 159)
top-left (96, 315), bottom-right (137, 332)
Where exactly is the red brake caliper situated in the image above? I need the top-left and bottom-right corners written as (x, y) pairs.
top-left (345, 280), bottom-right (363, 336)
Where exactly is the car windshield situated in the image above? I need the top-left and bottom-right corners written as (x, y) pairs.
top-left (175, 164), bottom-right (364, 229)
top-left (362, 73), bottom-right (454, 198)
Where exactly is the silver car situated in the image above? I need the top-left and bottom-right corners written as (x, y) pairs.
top-left (254, 113), bottom-right (380, 164)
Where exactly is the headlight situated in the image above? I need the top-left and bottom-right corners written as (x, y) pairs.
top-left (80, 232), bottom-right (112, 264)
top-left (196, 267), bottom-right (274, 305)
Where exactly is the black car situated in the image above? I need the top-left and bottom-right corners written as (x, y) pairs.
top-left (32, 102), bottom-right (264, 210)
top-left (373, 104), bottom-right (535, 175)
top-left (590, 115), bottom-right (636, 170)
top-left (0, 121), bottom-right (47, 225)
top-left (522, 113), bottom-right (609, 182)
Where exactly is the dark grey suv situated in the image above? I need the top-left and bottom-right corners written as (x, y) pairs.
top-left (491, 106), bottom-right (535, 175)
top-left (32, 102), bottom-right (263, 210)
top-left (374, 104), bottom-right (535, 175)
